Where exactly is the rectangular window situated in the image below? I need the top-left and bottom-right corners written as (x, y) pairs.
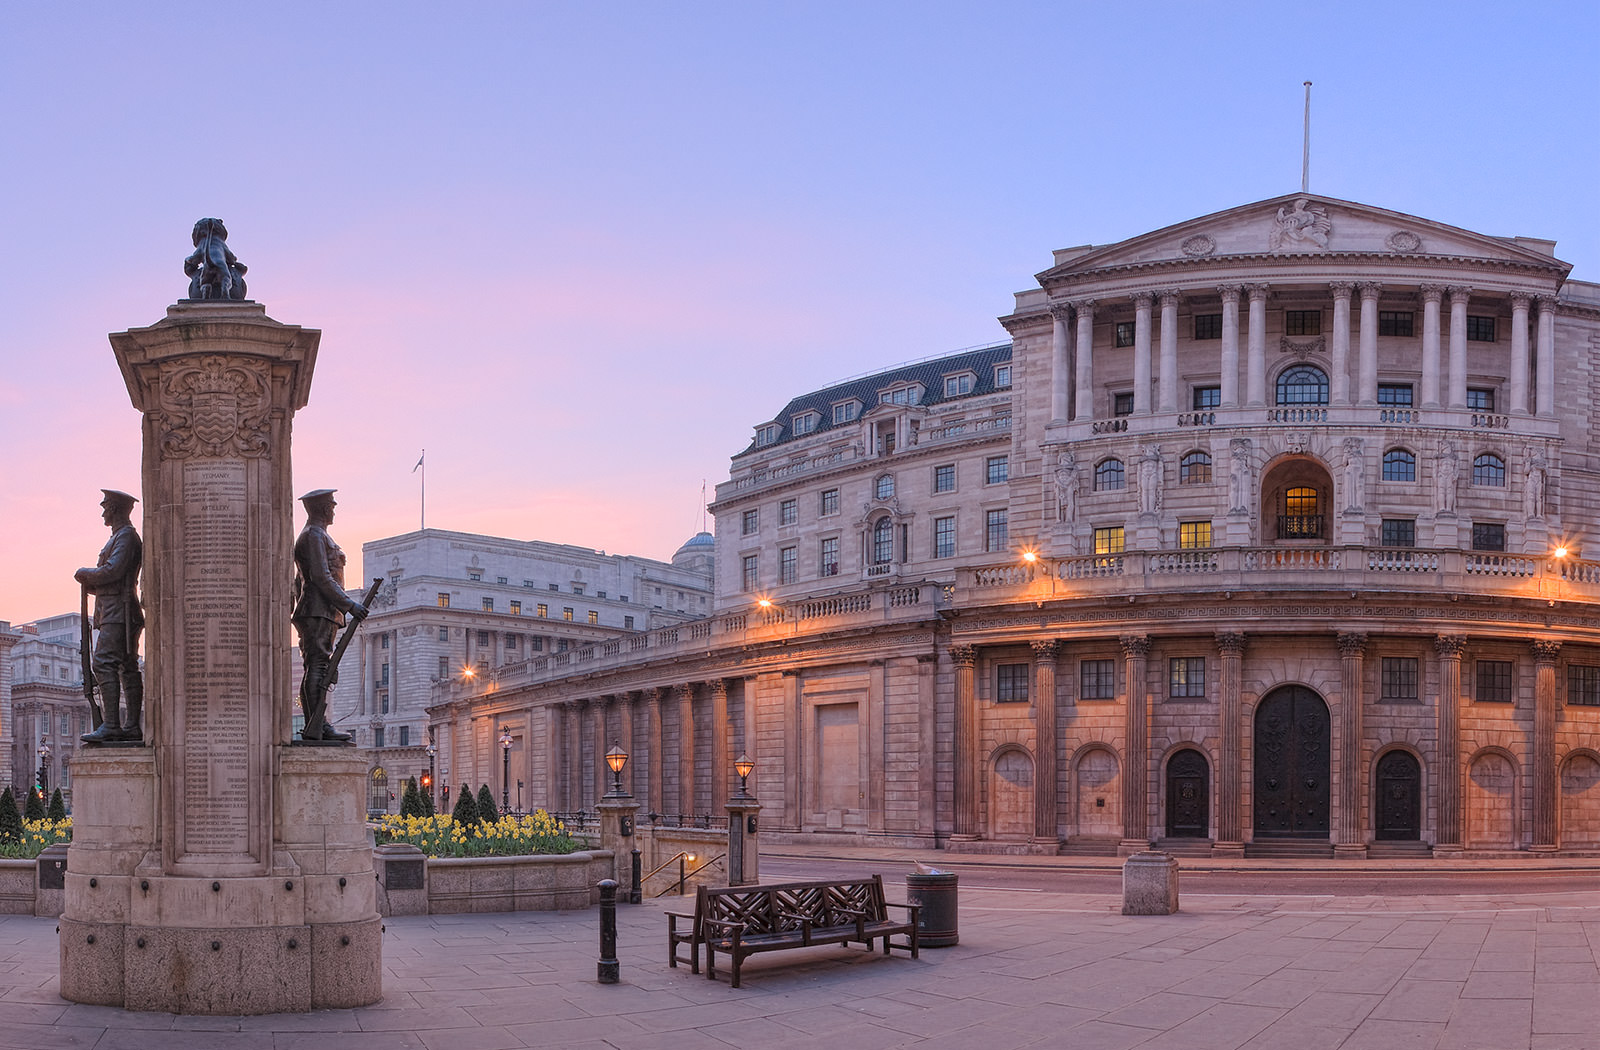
top-left (780, 546), bottom-right (797, 584)
top-left (468, 570), bottom-right (482, 582)
top-left (380, 633), bottom-right (390, 650)
top-left (833, 401), bottom-right (860, 424)
top-left (742, 509), bottom-right (759, 535)
top-left (1112, 392), bottom-right (1134, 417)
top-left (742, 554), bottom-right (759, 592)
top-left (1568, 665), bottom-right (1600, 706)
top-left (438, 656), bottom-right (449, 678)
top-left (476, 630), bottom-right (490, 646)
top-left (944, 374), bottom-right (974, 397)
top-left (994, 364), bottom-right (1012, 388)
top-left (572, 584), bottom-right (584, 596)
top-left (820, 488), bottom-right (839, 516)
top-left (1285, 310), bottom-right (1322, 336)
top-left (588, 610), bottom-right (599, 624)
top-left (373, 727), bottom-right (384, 749)
top-left (509, 600), bottom-right (521, 615)
top-left (1466, 316), bottom-right (1497, 342)
top-left (1170, 657), bottom-right (1206, 698)
top-left (1093, 526), bottom-right (1125, 555)
top-left (756, 424), bottom-right (779, 446)
top-left (995, 663), bottom-right (1030, 702)
top-left (438, 626), bottom-right (449, 642)
top-left (530, 637), bottom-right (543, 651)
top-left (436, 593), bottom-right (450, 608)
top-left (779, 498), bottom-right (797, 526)
top-left (1178, 521), bottom-right (1212, 549)
top-left (985, 455), bottom-right (1009, 484)
top-left (400, 726), bottom-right (410, 747)
top-left (934, 464), bottom-right (956, 493)
top-left (792, 413), bottom-right (818, 435)
top-left (61, 713), bottom-right (69, 735)
top-left (1380, 519), bottom-right (1416, 547)
top-left (624, 615), bottom-right (635, 630)
top-left (537, 603), bottom-right (548, 618)
top-left (379, 693), bottom-right (389, 715)
top-left (1192, 385), bottom-right (1221, 410)
top-left (820, 537), bottom-right (840, 577)
top-left (550, 583), bottom-right (560, 591)
top-left (1194, 314), bottom-right (1222, 340)
top-left (1467, 388), bottom-right (1496, 411)
top-left (562, 607), bottom-right (574, 621)
top-left (985, 509), bottom-right (1008, 552)
top-left (1080, 659), bottom-right (1115, 700)
top-left (1377, 384), bottom-right (1414, 406)
top-left (506, 634), bottom-right (519, 649)
top-left (1476, 660), bottom-right (1513, 703)
top-left (482, 597), bottom-right (494, 611)
top-left (1381, 657), bottom-right (1420, 701)
top-left (1472, 523), bottom-right (1507, 552)
top-left (557, 639), bottom-right (569, 653)
top-left (933, 516), bottom-right (956, 558)
top-left (381, 663), bottom-right (390, 686)
top-left (1114, 321), bottom-right (1136, 348)
top-left (1378, 311), bottom-right (1414, 337)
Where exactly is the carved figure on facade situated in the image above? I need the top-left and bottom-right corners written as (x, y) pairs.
top-left (1436, 442), bottom-right (1460, 515)
top-left (1268, 198), bottom-right (1331, 252)
top-left (1228, 439), bottom-right (1252, 513)
top-left (1136, 445), bottom-right (1163, 516)
top-left (183, 218), bottom-right (249, 301)
top-left (1342, 437), bottom-right (1365, 513)
top-left (1055, 449), bottom-right (1078, 523)
top-left (76, 490), bottom-right (145, 744)
top-left (292, 489), bottom-right (368, 743)
top-left (155, 355), bottom-right (273, 460)
top-left (1523, 451), bottom-right (1548, 520)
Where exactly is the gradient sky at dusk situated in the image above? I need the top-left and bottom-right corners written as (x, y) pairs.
top-left (3, 2), bottom-right (1596, 622)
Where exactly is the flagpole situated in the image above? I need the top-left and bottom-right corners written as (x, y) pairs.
top-left (1301, 80), bottom-right (1312, 193)
top-left (413, 449), bottom-right (426, 532)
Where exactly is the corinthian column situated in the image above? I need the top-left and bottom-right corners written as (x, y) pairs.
top-left (1132, 292), bottom-right (1154, 415)
top-left (1420, 285), bottom-right (1444, 409)
top-left (1447, 287), bottom-right (1472, 409)
top-left (646, 687), bottom-right (665, 818)
top-left (1073, 300), bottom-right (1096, 421)
top-left (1509, 293), bottom-right (1531, 416)
top-left (1119, 635), bottom-right (1150, 853)
top-left (1214, 633), bottom-right (1246, 855)
top-left (1530, 640), bottom-right (1561, 851)
top-left (1433, 636), bottom-right (1465, 852)
top-left (1335, 632), bottom-right (1367, 856)
top-left (1158, 291), bottom-right (1180, 413)
top-left (1050, 302), bottom-right (1072, 422)
top-left (675, 683), bottom-right (696, 819)
top-left (1245, 284), bottom-right (1270, 407)
top-left (1329, 282), bottom-right (1354, 405)
top-left (1357, 284), bottom-right (1382, 406)
top-left (1536, 296), bottom-right (1557, 418)
top-left (1218, 286), bottom-right (1241, 408)
top-left (708, 678), bottom-right (729, 813)
top-left (950, 646), bottom-right (978, 839)
top-left (1031, 640), bottom-right (1061, 844)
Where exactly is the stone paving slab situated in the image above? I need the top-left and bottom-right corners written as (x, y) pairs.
top-left (0, 882), bottom-right (1596, 1048)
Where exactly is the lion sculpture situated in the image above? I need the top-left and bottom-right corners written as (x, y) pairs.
top-left (183, 218), bottom-right (249, 301)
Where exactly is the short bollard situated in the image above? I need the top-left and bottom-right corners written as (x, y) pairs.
top-left (629, 849), bottom-right (642, 905)
top-left (597, 879), bottom-right (620, 984)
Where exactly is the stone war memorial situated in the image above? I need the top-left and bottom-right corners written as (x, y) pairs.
top-left (58, 219), bottom-right (383, 1013)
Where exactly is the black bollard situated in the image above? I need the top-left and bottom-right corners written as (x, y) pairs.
top-left (597, 879), bottom-right (619, 984)
top-left (629, 849), bottom-right (642, 905)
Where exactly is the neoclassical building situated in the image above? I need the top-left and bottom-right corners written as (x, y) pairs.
top-left (427, 194), bottom-right (1600, 857)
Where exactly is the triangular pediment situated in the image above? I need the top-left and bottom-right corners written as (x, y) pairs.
top-left (1038, 194), bottom-right (1571, 281)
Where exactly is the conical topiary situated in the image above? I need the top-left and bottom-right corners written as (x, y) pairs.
top-left (451, 782), bottom-right (479, 825)
top-left (400, 777), bottom-right (422, 818)
top-left (47, 788), bottom-right (66, 821)
top-left (0, 788), bottom-right (21, 843)
top-left (476, 783), bottom-right (499, 823)
top-left (24, 788), bottom-right (44, 821)
top-left (421, 783), bottom-right (436, 817)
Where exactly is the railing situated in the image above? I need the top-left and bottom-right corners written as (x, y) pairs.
top-left (915, 414), bottom-right (1012, 446)
top-left (1091, 418), bottom-right (1129, 433)
top-left (1177, 411), bottom-right (1216, 427)
top-left (1378, 408), bottom-right (1418, 424)
top-left (1277, 514), bottom-right (1325, 539)
top-left (1472, 412), bottom-right (1510, 429)
top-left (645, 850), bottom-right (727, 897)
top-left (1464, 554), bottom-right (1539, 577)
top-left (1266, 407), bottom-right (1328, 423)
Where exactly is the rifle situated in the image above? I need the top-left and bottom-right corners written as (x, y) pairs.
top-left (327, 578), bottom-right (383, 688)
top-left (81, 587), bottom-right (103, 730)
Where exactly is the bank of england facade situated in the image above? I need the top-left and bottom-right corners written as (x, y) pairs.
top-left (428, 193), bottom-right (1600, 857)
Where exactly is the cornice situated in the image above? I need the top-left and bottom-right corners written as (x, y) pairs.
top-left (1036, 251), bottom-right (1569, 295)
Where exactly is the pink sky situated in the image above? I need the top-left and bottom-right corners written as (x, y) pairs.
top-left (3, 3), bottom-right (1596, 621)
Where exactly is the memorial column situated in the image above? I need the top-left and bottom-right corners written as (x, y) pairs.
top-left (1335, 632), bottom-right (1367, 856)
top-left (1357, 284), bottom-right (1382, 406)
top-left (1530, 640), bottom-right (1561, 851)
top-left (1218, 286), bottom-right (1241, 408)
top-left (1536, 296), bottom-right (1558, 418)
top-left (1073, 300), bottom-right (1096, 421)
top-left (1119, 635), bottom-right (1150, 853)
top-left (1329, 282), bottom-right (1354, 404)
top-left (1132, 292), bottom-right (1154, 415)
top-left (1214, 633), bottom-right (1246, 854)
top-left (951, 645), bottom-right (978, 839)
top-left (1509, 293), bottom-right (1531, 416)
top-left (1050, 302), bottom-right (1072, 422)
top-left (1420, 285), bottom-right (1444, 409)
top-left (1158, 290), bottom-right (1180, 413)
top-left (1433, 636), bottom-right (1465, 852)
top-left (1447, 287), bottom-right (1472, 408)
top-left (1031, 640), bottom-right (1060, 844)
top-left (1245, 284), bottom-right (1270, 406)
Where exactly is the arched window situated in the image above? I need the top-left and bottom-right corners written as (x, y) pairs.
top-left (1276, 365), bottom-right (1329, 406)
top-left (1179, 451), bottom-right (1212, 484)
top-left (368, 767), bottom-right (389, 812)
top-left (1382, 448), bottom-right (1416, 482)
top-left (1280, 486), bottom-right (1321, 538)
top-left (1473, 453), bottom-right (1505, 487)
top-left (874, 474), bottom-right (895, 500)
top-left (872, 517), bottom-right (894, 564)
top-left (1094, 458), bottom-right (1125, 491)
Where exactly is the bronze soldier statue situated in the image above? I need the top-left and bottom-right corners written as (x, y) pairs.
top-left (77, 490), bottom-right (145, 744)
top-left (292, 489), bottom-right (366, 743)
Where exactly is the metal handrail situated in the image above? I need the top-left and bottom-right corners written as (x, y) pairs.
top-left (643, 850), bottom-right (727, 896)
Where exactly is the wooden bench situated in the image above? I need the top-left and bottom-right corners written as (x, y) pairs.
top-left (666, 875), bottom-right (920, 987)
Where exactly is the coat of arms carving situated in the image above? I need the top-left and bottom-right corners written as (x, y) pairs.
top-left (156, 355), bottom-right (272, 459)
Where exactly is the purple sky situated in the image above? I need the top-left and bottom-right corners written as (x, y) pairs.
top-left (3, 3), bottom-right (1596, 622)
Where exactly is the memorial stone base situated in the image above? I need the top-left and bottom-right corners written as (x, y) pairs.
top-left (60, 748), bottom-right (380, 1013)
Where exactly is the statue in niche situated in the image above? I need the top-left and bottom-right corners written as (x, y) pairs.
top-left (1228, 439), bottom-right (1252, 513)
top-left (183, 217), bottom-right (249, 301)
top-left (1055, 449), bottom-right (1078, 523)
top-left (1524, 452), bottom-right (1548, 520)
top-left (77, 490), bottom-right (145, 745)
top-left (1137, 445), bottom-right (1163, 516)
top-left (1342, 437), bottom-right (1365, 512)
top-left (1267, 197), bottom-right (1331, 252)
top-left (1436, 442), bottom-right (1460, 515)
top-left (292, 489), bottom-right (367, 743)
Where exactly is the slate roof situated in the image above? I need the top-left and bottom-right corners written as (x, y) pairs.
top-left (733, 343), bottom-right (1013, 459)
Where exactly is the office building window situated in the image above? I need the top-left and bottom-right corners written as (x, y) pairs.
top-left (439, 625), bottom-right (449, 642)
top-left (1094, 458), bottom-right (1125, 491)
top-left (1178, 521), bottom-right (1212, 549)
top-left (399, 726), bottom-right (410, 747)
top-left (1473, 453), bottom-right (1505, 487)
top-left (437, 593), bottom-right (450, 608)
top-left (1377, 384), bottom-right (1414, 406)
top-left (1382, 448), bottom-right (1416, 482)
top-left (944, 373), bottom-right (974, 396)
top-left (1080, 660), bottom-right (1115, 700)
top-left (438, 657), bottom-right (449, 678)
top-left (755, 423), bottom-right (779, 446)
top-left (985, 509), bottom-right (1008, 552)
top-left (1093, 526), bottom-right (1124, 555)
top-left (509, 600), bottom-right (521, 615)
top-left (934, 464), bottom-right (956, 493)
top-left (792, 412), bottom-right (819, 435)
top-left (994, 364), bottom-right (1012, 388)
top-left (742, 555), bottom-right (759, 592)
top-left (1114, 321), bottom-right (1135, 348)
top-left (1568, 665), bottom-right (1600, 706)
top-left (588, 610), bottom-right (599, 624)
top-left (780, 546), bottom-right (797, 584)
top-left (380, 633), bottom-right (390, 650)
top-left (537, 603), bottom-right (547, 618)
top-left (624, 615), bottom-right (635, 630)
top-left (373, 728), bottom-right (384, 749)
top-left (820, 488), bottom-right (839, 516)
top-left (1193, 386), bottom-right (1221, 410)
top-left (1378, 311), bottom-right (1414, 337)
top-left (779, 498), bottom-right (797, 526)
top-left (1472, 523), bottom-right (1506, 551)
top-left (1169, 658), bottom-right (1205, 698)
top-left (819, 537), bottom-right (839, 577)
top-left (1194, 314), bottom-right (1222, 340)
top-left (1381, 657), bottom-right (1420, 701)
top-left (1179, 451), bottom-right (1211, 484)
top-left (872, 518), bottom-right (894, 564)
top-left (986, 456), bottom-right (1009, 484)
top-left (468, 570), bottom-right (482, 582)
top-left (1477, 660), bottom-right (1513, 703)
top-left (1285, 310), bottom-right (1321, 335)
top-left (476, 630), bottom-right (489, 646)
top-left (482, 597), bottom-right (494, 611)
top-left (1276, 364), bottom-right (1329, 405)
top-left (1466, 316), bottom-right (1497, 342)
top-left (1467, 388), bottom-right (1496, 412)
top-left (1380, 519), bottom-right (1416, 547)
top-left (833, 400), bottom-right (860, 424)
top-left (996, 663), bottom-right (1029, 702)
top-left (742, 509), bottom-right (759, 535)
top-left (875, 474), bottom-right (895, 500)
top-left (562, 607), bottom-right (574, 621)
top-left (1112, 392), bottom-right (1134, 417)
top-left (933, 516), bottom-right (956, 559)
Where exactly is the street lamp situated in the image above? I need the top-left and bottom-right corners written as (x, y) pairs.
top-left (605, 744), bottom-right (629, 797)
top-left (499, 726), bottom-right (513, 814)
top-left (734, 752), bottom-right (755, 799)
top-left (37, 739), bottom-right (51, 796)
top-left (425, 737), bottom-right (437, 810)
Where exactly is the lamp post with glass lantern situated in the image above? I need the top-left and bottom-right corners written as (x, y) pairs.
top-left (499, 726), bottom-right (513, 815)
top-left (596, 741), bottom-right (640, 902)
top-left (424, 738), bottom-right (437, 811)
top-left (37, 739), bottom-right (51, 797)
top-left (726, 752), bottom-right (761, 886)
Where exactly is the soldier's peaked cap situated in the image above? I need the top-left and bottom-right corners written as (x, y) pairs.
top-left (299, 488), bottom-right (337, 505)
top-left (100, 489), bottom-right (138, 509)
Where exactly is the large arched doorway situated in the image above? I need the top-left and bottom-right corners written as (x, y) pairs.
top-left (1253, 686), bottom-right (1330, 837)
top-left (1165, 749), bottom-right (1210, 837)
top-left (1374, 750), bottom-right (1422, 840)
top-left (989, 749), bottom-right (1034, 840)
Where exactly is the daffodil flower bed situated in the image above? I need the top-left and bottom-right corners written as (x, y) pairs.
top-left (0, 818), bottom-right (72, 859)
top-left (373, 811), bottom-right (580, 859)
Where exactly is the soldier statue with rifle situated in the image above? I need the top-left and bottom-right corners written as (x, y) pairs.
top-left (77, 489), bottom-right (145, 745)
top-left (291, 489), bottom-right (372, 744)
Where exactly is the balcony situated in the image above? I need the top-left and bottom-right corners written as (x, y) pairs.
top-left (1276, 514), bottom-right (1325, 540)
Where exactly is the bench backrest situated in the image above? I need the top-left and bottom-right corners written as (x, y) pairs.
top-left (697, 876), bottom-right (888, 934)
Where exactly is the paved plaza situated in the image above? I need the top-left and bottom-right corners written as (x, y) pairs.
top-left (1, 856), bottom-right (1597, 1049)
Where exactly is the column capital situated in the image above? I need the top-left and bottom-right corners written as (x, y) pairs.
top-left (1244, 283), bottom-right (1272, 301)
top-left (1130, 291), bottom-right (1155, 310)
top-left (949, 645), bottom-right (976, 668)
top-left (1215, 632), bottom-right (1246, 655)
top-left (1434, 635), bottom-right (1467, 657)
top-left (707, 678), bottom-right (728, 699)
top-left (1119, 634), bottom-right (1150, 657)
top-left (1030, 639), bottom-right (1062, 659)
top-left (1535, 294), bottom-right (1559, 312)
top-left (1328, 281), bottom-right (1355, 299)
top-left (672, 682), bottom-right (695, 700)
top-left (1418, 284), bottom-right (1445, 303)
top-left (1336, 632), bottom-right (1368, 657)
top-left (1357, 282), bottom-right (1384, 301)
top-left (1069, 298), bottom-right (1097, 314)
top-left (1447, 285), bottom-right (1473, 303)
top-left (1531, 639), bottom-right (1562, 664)
top-left (1158, 289), bottom-right (1182, 309)
top-left (1217, 284), bottom-right (1242, 304)
top-left (1508, 291), bottom-right (1533, 310)
top-left (1049, 300), bottom-right (1074, 323)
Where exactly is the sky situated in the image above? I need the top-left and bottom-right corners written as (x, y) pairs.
top-left (2, 2), bottom-right (1596, 622)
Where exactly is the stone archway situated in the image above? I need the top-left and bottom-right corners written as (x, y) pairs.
top-left (1258, 456), bottom-right (1334, 544)
top-left (1253, 686), bottom-right (1331, 837)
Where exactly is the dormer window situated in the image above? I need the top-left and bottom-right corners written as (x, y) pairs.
top-left (792, 411), bottom-right (820, 436)
top-left (994, 364), bottom-right (1012, 388)
top-left (832, 400), bottom-right (861, 424)
top-left (879, 384), bottom-right (922, 406)
top-left (943, 372), bottom-right (975, 397)
top-left (755, 423), bottom-right (780, 446)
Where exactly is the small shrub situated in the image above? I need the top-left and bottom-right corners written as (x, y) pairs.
top-left (24, 789), bottom-right (44, 821)
top-left (476, 784), bottom-right (498, 823)
top-left (47, 788), bottom-right (66, 821)
top-left (0, 788), bottom-right (20, 843)
top-left (451, 783), bottom-right (479, 826)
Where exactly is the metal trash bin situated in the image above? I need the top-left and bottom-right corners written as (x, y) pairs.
top-left (905, 871), bottom-right (958, 947)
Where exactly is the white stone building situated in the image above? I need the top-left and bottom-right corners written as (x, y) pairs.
top-left (0, 614), bottom-right (94, 800)
top-left (428, 194), bottom-right (1600, 858)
